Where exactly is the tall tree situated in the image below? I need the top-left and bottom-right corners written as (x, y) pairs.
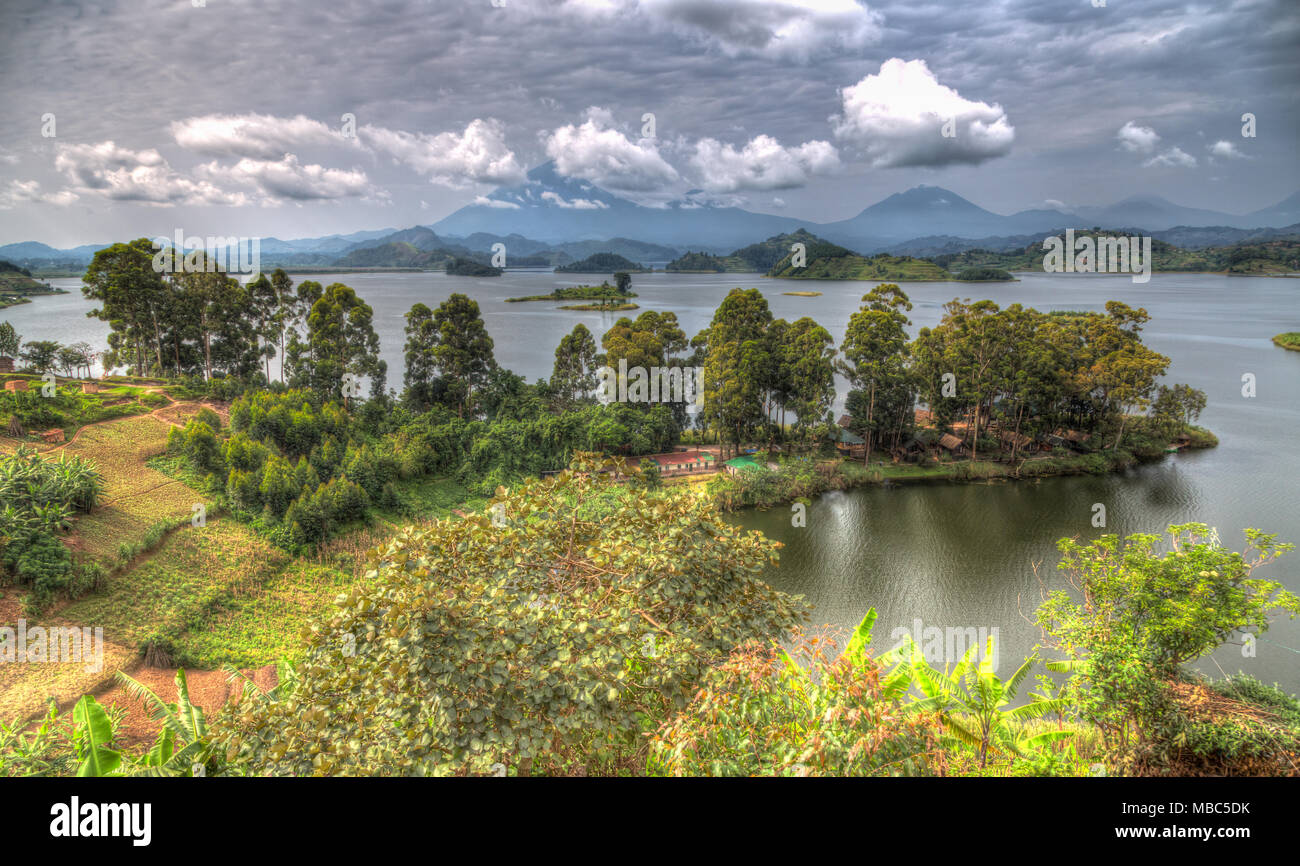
top-left (290, 282), bottom-right (385, 403)
top-left (780, 317), bottom-right (837, 448)
top-left (430, 293), bottom-right (496, 418)
top-left (698, 289), bottom-right (774, 457)
top-left (403, 302), bottom-right (440, 410)
top-left (840, 284), bottom-right (913, 457)
top-left (82, 239), bottom-right (170, 376)
top-left (551, 323), bottom-right (598, 411)
top-left (0, 321), bottom-right (19, 358)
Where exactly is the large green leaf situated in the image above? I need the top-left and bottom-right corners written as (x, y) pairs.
top-left (73, 696), bottom-right (121, 777)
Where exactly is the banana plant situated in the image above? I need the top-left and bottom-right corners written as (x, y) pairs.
top-left (115, 669), bottom-right (212, 776)
top-left (842, 607), bottom-right (921, 703)
top-left (886, 635), bottom-right (1073, 768)
top-left (71, 695), bottom-right (123, 777)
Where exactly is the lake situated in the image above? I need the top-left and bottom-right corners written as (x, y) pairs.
top-left (5, 269), bottom-right (1298, 689)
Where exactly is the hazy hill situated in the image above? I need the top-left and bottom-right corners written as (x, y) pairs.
top-left (555, 252), bottom-right (648, 273)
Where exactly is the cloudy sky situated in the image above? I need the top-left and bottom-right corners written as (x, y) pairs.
top-left (1, 0), bottom-right (1296, 247)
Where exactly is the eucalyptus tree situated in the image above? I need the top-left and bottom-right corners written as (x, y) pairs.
top-left (780, 317), bottom-right (837, 448)
top-left (430, 293), bottom-right (495, 418)
top-left (402, 302), bottom-right (440, 410)
top-left (698, 289), bottom-right (774, 457)
top-left (840, 283), bottom-right (913, 457)
top-left (82, 239), bottom-right (170, 376)
top-left (289, 282), bottom-right (385, 403)
top-left (550, 323), bottom-right (599, 411)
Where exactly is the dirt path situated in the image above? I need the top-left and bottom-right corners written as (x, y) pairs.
top-left (93, 663), bottom-right (279, 747)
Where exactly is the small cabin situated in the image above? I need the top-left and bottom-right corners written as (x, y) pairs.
top-left (892, 436), bottom-right (927, 463)
top-left (40, 428), bottom-right (65, 444)
top-left (0, 356), bottom-right (14, 373)
top-left (835, 426), bottom-right (866, 459)
top-left (81, 381), bottom-right (102, 394)
top-left (1039, 432), bottom-right (1067, 451)
top-left (937, 433), bottom-right (966, 456)
top-left (999, 429), bottom-right (1034, 452)
top-left (4, 379), bottom-right (28, 393)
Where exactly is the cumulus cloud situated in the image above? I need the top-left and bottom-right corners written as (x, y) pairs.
top-left (1143, 146), bottom-right (1197, 168)
top-left (544, 107), bottom-right (679, 192)
top-left (171, 113), bottom-right (348, 159)
top-left (689, 134), bottom-right (838, 192)
top-left (1208, 139), bottom-right (1248, 159)
top-left (1117, 121), bottom-right (1161, 154)
top-left (830, 58), bottom-right (1015, 168)
top-left (0, 179), bottom-right (78, 209)
top-left (540, 190), bottom-right (608, 209)
top-left (199, 154), bottom-right (377, 202)
top-left (54, 141), bottom-right (247, 206)
top-left (362, 118), bottom-right (525, 188)
top-left (472, 195), bottom-right (521, 209)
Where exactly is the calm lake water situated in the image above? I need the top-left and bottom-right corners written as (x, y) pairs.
top-left (5, 270), bottom-right (1298, 689)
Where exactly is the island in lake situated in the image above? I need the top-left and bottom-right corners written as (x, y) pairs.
top-left (0, 259), bottom-right (66, 309)
top-left (555, 252), bottom-right (650, 274)
top-left (506, 274), bottom-right (637, 309)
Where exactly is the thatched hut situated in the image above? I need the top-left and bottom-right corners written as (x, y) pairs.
top-left (937, 433), bottom-right (966, 456)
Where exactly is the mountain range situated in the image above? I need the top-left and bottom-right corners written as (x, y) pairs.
top-left (3, 162), bottom-right (1298, 268)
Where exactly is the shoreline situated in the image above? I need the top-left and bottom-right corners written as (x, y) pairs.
top-left (708, 429), bottom-right (1218, 512)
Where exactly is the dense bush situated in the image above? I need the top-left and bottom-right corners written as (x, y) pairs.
top-left (0, 448), bottom-right (104, 609)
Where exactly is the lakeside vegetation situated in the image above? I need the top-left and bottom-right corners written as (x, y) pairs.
top-left (934, 233), bottom-right (1300, 275)
top-left (505, 272), bottom-right (637, 305)
top-left (0, 259), bottom-right (65, 309)
top-left (5, 236), bottom-right (1279, 780)
top-left (4, 466), bottom-right (1296, 777)
top-left (1273, 332), bottom-right (1300, 351)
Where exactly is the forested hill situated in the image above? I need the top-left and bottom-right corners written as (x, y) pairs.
top-left (932, 233), bottom-right (1300, 275)
top-left (555, 252), bottom-right (649, 273)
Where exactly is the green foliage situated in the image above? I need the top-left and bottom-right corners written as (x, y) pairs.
top-left (0, 447), bottom-right (104, 605)
top-left (1037, 523), bottom-right (1298, 773)
top-left (555, 252), bottom-right (647, 273)
top-left (954, 267), bottom-right (1015, 281)
top-left (2, 671), bottom-right (216, 777)
top-left (882, 634), bottom-right (1071, 768)
top-left (211, 454), bottom-right (808, 776)
top-left (651, 622), bottom-right (941, 776)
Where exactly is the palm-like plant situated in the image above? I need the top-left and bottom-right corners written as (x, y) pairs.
top-left (114, 669), bottom-right (212, 776)
top-left (882, 636), bottom-right (1073, 768)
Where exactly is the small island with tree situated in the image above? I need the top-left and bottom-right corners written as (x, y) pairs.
top-left (507, 272), bottom-right (638, 310)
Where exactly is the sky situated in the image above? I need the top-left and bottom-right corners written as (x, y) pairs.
top-left (1, 0), bottom-right (1296, 247)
